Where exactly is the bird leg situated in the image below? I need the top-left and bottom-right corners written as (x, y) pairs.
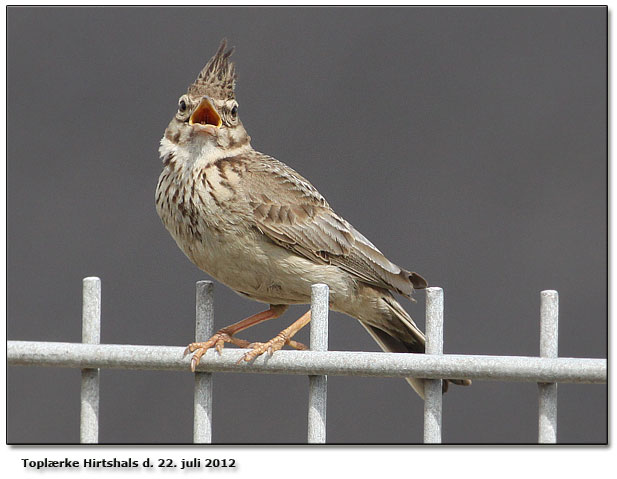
top-left (239, 310), bottom-right (311, 363)
top-left (184, 304), bottom-right (288, 371)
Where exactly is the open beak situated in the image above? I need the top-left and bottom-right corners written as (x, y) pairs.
top-left (189, 97), bottom-right (222, 135)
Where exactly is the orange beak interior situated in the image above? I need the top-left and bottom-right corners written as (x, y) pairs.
top-left (189, 98), bottom-right (222, 128)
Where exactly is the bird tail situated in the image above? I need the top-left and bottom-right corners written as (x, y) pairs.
top-left (359, 321), bottom-right (428, 398)
top-left (356, 290), bottom-right (471, 400)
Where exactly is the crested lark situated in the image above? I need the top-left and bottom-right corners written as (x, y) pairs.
top-left (156, 40), bottom-right (470, 398)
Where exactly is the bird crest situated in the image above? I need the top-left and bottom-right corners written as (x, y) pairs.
top-left (188, 39), bottom-right (236, 100)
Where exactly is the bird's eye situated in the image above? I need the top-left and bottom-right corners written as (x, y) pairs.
top-left (231, 105), bottom-right (238, 117)
top-left (178, 99), bottom-right (187, 112)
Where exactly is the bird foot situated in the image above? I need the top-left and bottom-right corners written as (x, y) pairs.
top-left (184, 330), bottom-right (251, 371)
top-left (238, 336), bottom-right (308, 364)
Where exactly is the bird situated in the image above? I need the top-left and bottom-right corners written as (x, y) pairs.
top-left (155, 39), bottom-right (471, 399)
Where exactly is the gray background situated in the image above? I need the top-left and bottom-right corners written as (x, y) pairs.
top-left (7, 7), bottom-right (607, 444)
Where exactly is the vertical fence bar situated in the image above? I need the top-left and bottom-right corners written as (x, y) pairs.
top-left (424, 287), bottom-right (444, 444)
top-left (193, 280), bottom-right (214, 444)
top-left (80, 277), bottom-right (101, 443)
top-left (538, 290), bottom-right (559, 443)
top-left (308, 283), bottom-right (329, 444)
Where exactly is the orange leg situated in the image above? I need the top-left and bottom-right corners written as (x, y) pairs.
top-left (240, 309), bottom-right (311, 363)
top-left (184, 304), bottom-right (289, 371)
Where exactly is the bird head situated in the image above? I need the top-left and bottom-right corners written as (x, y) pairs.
top-left (163, 39), bottom-right (250, 152)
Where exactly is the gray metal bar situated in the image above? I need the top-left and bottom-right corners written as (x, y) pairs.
top-left (9, 341), bottom-right (606, 384)
top-left (538, 290), bottom-right (559, 443)
top-left (80, 277), bottom-right (101, 444)
top-left (308, 283), bottom-right (329, 444)
top-left (424, 287), bottom-right (443, 443)
top-left (194, 281), bottom-right (214, 444)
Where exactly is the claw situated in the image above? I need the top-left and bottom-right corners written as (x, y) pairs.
top-left (184, 331), bottom-right (234, 371)
top-left (186, 309), bottom-right (311, 369)
top-left (238, 334), bottom-right (290, 363)
top-left (287, 339), bottom-right (308, 350)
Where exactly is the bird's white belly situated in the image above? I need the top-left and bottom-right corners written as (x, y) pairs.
top-left (180, 225), bottom-right (355, 305)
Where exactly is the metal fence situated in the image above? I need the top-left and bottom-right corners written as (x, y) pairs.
top-left (7, 277), bottom-right (607, 444)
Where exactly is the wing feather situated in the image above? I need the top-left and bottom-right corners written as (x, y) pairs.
top-left (243, 154), bottom-right (427, 296)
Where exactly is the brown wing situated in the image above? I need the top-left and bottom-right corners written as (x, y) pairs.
top-left (242, 154), bottom-right (427, 297)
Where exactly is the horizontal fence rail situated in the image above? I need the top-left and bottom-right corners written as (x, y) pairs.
top-left (7, 278), bottom-right (607, 444)
top-left (8, 341), bottom-right (606, 383)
